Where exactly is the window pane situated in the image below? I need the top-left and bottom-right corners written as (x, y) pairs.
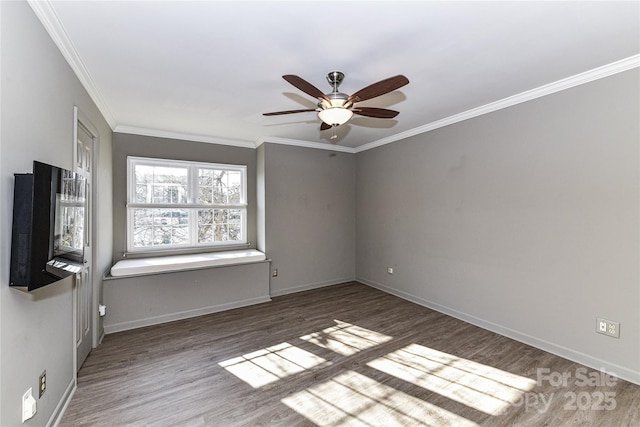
top-left (135, 184), bottom-right (148, 203)
top-left (132, 208), bottom-right (188, 247)
top-left (198, 168), bottom-right (242, 205)
top-left (134, 164), bottom-right (187, 204)
top-left (228, 224), bottom-right (241, 241)
top-left (59, 205), bottom-right (84, 251)
top-left (228, 209), bottom-right (241, 224)
top-left (228, 171), bottom-right (242, 204)
top-left (215, 224), bottom-right (229, 241)
top-left (199, 186), bottom-right (213, 204)
top-left (197, 209), bottom-right (213, 243)
top-left (214, 209), bottom-right (228, 223)
top-left (197, 208), bottom-right (241, 243)
top-left (212, 170), bottom-right (227, 204)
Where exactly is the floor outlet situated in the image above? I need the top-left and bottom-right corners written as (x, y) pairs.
top-left (596, 318), bottom-right (620, 338)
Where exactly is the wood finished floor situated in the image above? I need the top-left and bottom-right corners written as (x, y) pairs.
top-left (61, 282), bottom-right (640, 427)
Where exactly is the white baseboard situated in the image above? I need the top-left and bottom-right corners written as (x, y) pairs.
top-left (48, 378), bottom-right (76, 427)
top-left (104, 295), bottom-right (272, 334)
top-left (270, 277), bottom-right (356, 297)
top-left (357, 276), bottom-right (640, 386)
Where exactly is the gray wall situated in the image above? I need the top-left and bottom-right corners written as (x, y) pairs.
top-left (0, 2), bottom-right (113, 426)
top-left (261, 143), bottom-right (356, 295)
top-left (111, 133), bottom-right (257, 262)
top-left (356, 69), bottom-right (640, 382)
top-left (103, 262), bottom-right (271, 333)
top-left (110, 137), bottom-right (356, 305)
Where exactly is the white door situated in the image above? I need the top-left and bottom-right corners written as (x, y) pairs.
top-left (74, 117), bottom-right (94, 371)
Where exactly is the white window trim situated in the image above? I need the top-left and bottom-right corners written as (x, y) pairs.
top-left (126, 156), bottom-right (248, 253)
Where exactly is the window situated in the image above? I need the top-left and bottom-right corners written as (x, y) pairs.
top-left (127, 156), bottom-right (247, 252)
top-left (54, 170), bottom-right (86, 259)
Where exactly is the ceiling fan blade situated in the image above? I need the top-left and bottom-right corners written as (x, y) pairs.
top-left (263, 109), bottom-right (316, 116)
top-left (283, 75), bottom-right (330, 102)
top-left (320, 122), bottom-right (332, 131)
top-left (348, 75), bottom-right (409, 103)
top-left (353, 107), bottom-right (399, 119)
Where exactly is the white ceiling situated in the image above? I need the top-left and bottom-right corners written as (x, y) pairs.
top-left (34, 1), bottom-right (639, 151)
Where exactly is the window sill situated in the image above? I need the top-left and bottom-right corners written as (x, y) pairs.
top-left (108, 249), bottom-right (266, 279)
top-left (123, 242), bottom-right (251, 258)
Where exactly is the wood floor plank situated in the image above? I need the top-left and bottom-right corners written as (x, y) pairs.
top-left (60, 282), bottom-right (640, 426)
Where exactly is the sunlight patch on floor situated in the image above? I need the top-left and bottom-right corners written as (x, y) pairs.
top-left (219, 342), bottom-right (329, 388)
top-left (367, 343), bottom-right (537, 415)
top-left (282, 370), bottom-right (479, 427)
top-left (300, 320), bottom-right (393, 356)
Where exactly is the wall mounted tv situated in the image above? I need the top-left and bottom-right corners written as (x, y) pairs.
top-left (10, 161), bottom-right (86, 292)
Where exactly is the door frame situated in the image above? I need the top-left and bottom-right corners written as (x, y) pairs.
top-left (72, 106), bottom-right (99, 376)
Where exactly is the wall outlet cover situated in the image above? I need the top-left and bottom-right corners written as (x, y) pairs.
top-left (39, 371), bottom-right (46, 398)
top-left (22, 388), bottom-right (37, 422)
top-left (596, 318), bottom-right (620, 338)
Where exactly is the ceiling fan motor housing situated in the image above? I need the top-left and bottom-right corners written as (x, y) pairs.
top-left (319, 92), bottom-right (350, 109)
top-left (326, 71), bottom-right (345, 88)
top-left (319, 71), bottom-right (351, 112)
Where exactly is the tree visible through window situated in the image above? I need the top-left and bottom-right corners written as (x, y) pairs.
top-left (127, 157), bottom-right (247, 251)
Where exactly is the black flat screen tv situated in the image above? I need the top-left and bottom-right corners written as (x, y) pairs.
top-left (10, 161), bottom-right (86, 292)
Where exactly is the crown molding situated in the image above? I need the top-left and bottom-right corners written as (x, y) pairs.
top-left (355, 54), bottom-right (640, 153)
top-left (27, 0), bottom-right (117, 129)
top-left (115, 126), bottom-right (256, 149)
top-left (28, 0), bottom-right (638, 154)
top-left (255, 136), bottom-right (356, 154)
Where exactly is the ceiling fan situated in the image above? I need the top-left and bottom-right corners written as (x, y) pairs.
top-left (263, 71), bottom-right (409, 131)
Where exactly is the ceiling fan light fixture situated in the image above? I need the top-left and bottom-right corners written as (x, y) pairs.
top-left (318, 107), bottom-right (353, 127)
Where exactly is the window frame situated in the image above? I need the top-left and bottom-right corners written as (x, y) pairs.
top-left (126, 156), bottom-right (248, 253)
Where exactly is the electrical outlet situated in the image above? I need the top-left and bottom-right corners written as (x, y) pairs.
top-left (39, 371), bottom-right (46, 398)
top-left (596, 318), bottom-right (620, 338)
top-left (387, 267), bottom-right (394, 275)
top-left (272, 269), bottom-right (278, 277)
